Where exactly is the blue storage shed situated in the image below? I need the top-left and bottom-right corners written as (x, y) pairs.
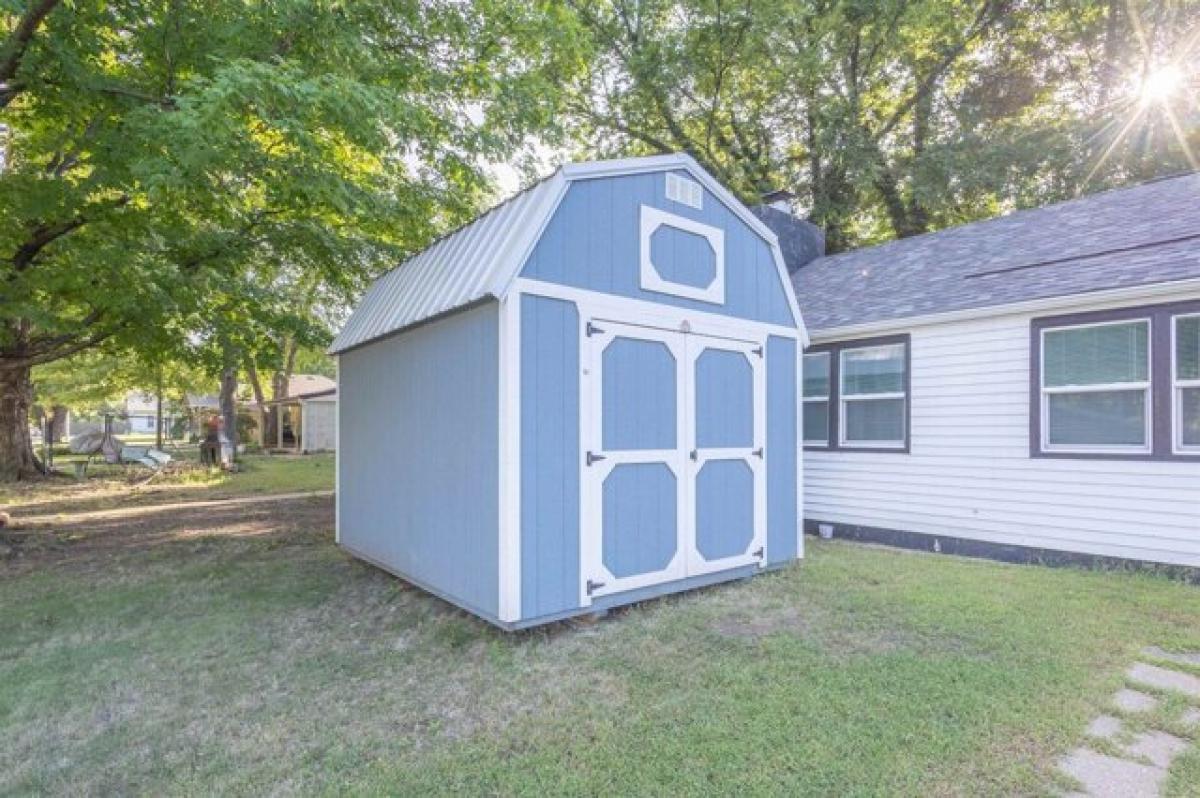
top-left (330, 154), bottom-right (809, 629)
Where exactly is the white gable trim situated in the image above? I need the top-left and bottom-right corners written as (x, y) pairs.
top-left (494, 153), bottom-right (808, 343)
top-left (335, 154), bottom-right (808, 354)
top-left (639, 205), bottom-right (726, 304)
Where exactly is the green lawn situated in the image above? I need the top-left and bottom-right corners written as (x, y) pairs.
top-left (2, 502), bottom-right (1199, 795)
top-left (1, 452), bottom-right (334, 516)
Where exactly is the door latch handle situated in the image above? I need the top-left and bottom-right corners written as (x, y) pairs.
top-left (689, 449), bottom-right (698, 461)
top-left (586, 578), bottom-right (606, 595)
top-left (586, 451), bottom-right (606, 466)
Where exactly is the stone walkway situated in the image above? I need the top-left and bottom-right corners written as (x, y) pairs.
top-left (1058, 647), bottom-right (1200, 797)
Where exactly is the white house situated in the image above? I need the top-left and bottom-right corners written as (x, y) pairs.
top-left (781, 173), bottom-right (1200, 570)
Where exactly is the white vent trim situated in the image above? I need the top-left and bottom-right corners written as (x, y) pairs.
top-left (666, 173), bottom-right (703, 210)
top-left (639, 205), bottom-right (725, 304)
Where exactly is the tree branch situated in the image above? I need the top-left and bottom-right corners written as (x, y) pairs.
top-left (0, 0), bottom-right (60, 108)
top-left (873, 0), bottom-right (1009, 142)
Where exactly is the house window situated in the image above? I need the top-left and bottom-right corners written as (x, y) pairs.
top-left (840, 343), bottom-right (907, 448)
top-left (803, 335), bottom-right (910, 453)
top-left (1040, 319), bottom-right (1151, 453)
top-left (802, 352), bottom-right (830, 445)
top-left (1176, 314), bottom-right (1200, 453)
top-left (1031, 300), bottom-right (1200, 460)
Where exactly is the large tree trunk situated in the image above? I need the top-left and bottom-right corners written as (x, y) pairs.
top-left (50, 405), bottom-right (68, 442)
top-left (0, 363), bottom-right (45, 481)
top-left (245, 356), bottom-right (270, 447)
top-left (219, 364), bottom-right (238, 455)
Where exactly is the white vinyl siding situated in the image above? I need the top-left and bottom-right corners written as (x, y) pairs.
top-left (805, 294), bottom-right (1200, 569)
top-left (1175, 314), bottom-right (1200, 454)
top-left (802, 352), bottom-right (830, 445)
top-left (1039, 319), bottom-right (1151, 454)
top-left (839, 344), bottom-right (906, 448)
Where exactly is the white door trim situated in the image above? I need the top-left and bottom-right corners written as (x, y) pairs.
top-left (578, 311), bottom-right (769, 605)
top-left (512, 278), bottom-right (799, 342)
top-left (685, 333), bottom-right (767, 577)
top-left (580, 319), bottom-right (689, 603)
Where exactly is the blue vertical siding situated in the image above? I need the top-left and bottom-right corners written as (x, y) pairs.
top-left (694, 348), bottom-right (754, 448)
top-left (602, 337), bottom-right (677, 450)
top-left (520, 294), bottom-right (581, 618)
top-left (766, 336), bottom-right (799, 564)
top-left (649, 225), bottom-right (718, 288)
top-left (521, 170), bottom-right (795, 327)
top-left (695, 459), bottom-right (755, 560)
top-left (603, 463), bottom-right (679, 577)
top-left (338, 302), bottom-right (500, 618)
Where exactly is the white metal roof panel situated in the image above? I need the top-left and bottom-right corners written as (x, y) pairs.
top-left (329, 175), bottom-right (562, 353)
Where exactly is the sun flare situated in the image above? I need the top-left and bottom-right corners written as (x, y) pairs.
top-left (1138, 65), bottom-right (1184, 104)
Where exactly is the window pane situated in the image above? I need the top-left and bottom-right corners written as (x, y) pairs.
top-left (803, 400), bottom-right (829, 443)
top-left (1044, 321), bottom-right (1148, 387)
top-left (842, 345), bottom-right (905, 395)
top-left (1047, 390), bottom-right (1146, 447)
top-left (844, 398), bottom-right (905, 443)
top-left (1177, 316), bottom-right (1200, 381)
top-left (1182, 388), bottom-right (1200, 447)
top-left (803, 353), bottom-right (830, 398)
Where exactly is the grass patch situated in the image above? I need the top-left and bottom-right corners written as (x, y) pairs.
top-left (1, 453), bottom-right (333, 517)
top-left (2, 516), bottom-right (1200, 794)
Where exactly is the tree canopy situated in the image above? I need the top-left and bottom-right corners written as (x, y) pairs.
top-left (0, 0), bottom-right (575, 477)
top-left (559, 0), bottom-right (1198, 250)
top-left (2, 0), bottom-right (1196, 480)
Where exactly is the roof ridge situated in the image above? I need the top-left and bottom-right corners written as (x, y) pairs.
top-left (819, 169), bottom-right (1200, 264)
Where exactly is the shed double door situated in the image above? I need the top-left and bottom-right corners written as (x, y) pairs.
top-left (581, 317), bottom-right (766, 603)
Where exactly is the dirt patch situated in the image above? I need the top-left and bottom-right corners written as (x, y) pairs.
top-left (711, 602), bottom-right (977, 659)
top-left (0, 495), bottom-right (335, 575)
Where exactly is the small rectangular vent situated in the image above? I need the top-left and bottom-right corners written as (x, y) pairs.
top-left (665, 173), bottom-right (703, 210)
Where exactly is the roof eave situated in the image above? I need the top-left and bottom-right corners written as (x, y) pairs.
top-left (805, 276), bottom-right (1200, 342)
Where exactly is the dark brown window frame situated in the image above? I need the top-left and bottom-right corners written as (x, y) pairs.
top-left (1030, 299), bottom-right (1200, 461)
top-left (803, 333), bottom-right (911, 454)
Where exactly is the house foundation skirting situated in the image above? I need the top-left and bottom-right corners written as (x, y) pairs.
top-left (804, 519), bottom-right (1200, 585)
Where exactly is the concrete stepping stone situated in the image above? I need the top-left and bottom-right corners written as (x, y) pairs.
top-left (1114, 688), bottom-right (1159, 713)
top-left (1142, 646), bottom-right (1200, 667)
top-left (1086, 715), bottom-right (1123, 740)
top-left (1181, 707), bottom-right (1200, 729)
top-left (1128, 662), bottom-right (1200, 698)
top-left (1118, 730), bottom-right (1189, 769)
top-left (1058, 748), bottom-right (1165, 797)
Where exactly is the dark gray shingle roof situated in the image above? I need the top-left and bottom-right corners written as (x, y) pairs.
top-left (793, 173), bottom-right (1200, 333)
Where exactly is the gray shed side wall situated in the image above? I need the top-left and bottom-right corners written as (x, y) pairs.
top-left (338, 302), bottom-right (500, 618)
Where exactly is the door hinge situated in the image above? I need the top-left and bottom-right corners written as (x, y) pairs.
top-left (751, 546), bottom-right (764, 559)
top-left (586, 450), bottom-right (607, 466)
top-left (586, 321), bottom-right (605, 337)
top-left (752, 447), bottom-right (764, 459)
top-left (752, 345), bottom-right (764, 358)
top-left (587, 578), bottom-right (606, 596)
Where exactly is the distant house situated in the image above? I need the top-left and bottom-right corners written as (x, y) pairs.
top-left (123, 391), bottom-right (183, 435)
top-left (252, 374), bottom-right (337, 453)
top-left (780, 173), bottom-right (1200, 570)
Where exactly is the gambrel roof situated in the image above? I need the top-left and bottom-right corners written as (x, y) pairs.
top-left (792, 172), bottom-right (1200, 334)
top-left (330, 154), bottom-right (805, 354)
